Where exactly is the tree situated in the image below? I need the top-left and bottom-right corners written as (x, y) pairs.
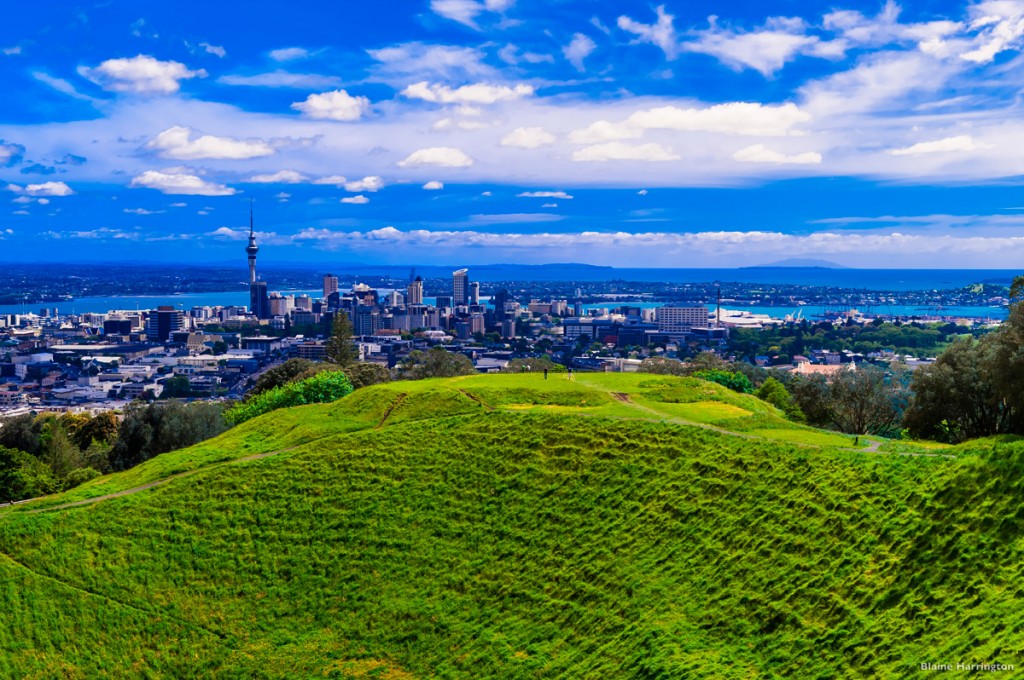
top-left (162, 375), bottom-right (192, 399)
top-left (251, 358), bottom-right (315, 396)
top-left (326, 312), bottom-right (359, 367)
top-left (693, 369), bottom-right (754, 394)
top-left (343, 362), bottom-right (392, 389)
top-left (0, 446), bottom-right (58, 501)
top-left (397, 348), bottom-right (475, 380)
top-left (638, 357), bottom-right (688, 376)
top-left (0, 414), bottom-right (45, 457)
top-left (903, 336), bottom-right (1008, 442)
top-left (73, 411), bottom-right (119, 451)
top-left (39, 420), bottom-right (82, 480)
top-left (502, 357), bottom-right (566, 373)
top-left (111, 400), bottom-right (229, 471)
top-left (790, 375), bottom-right (832, 428)
top-left (225, 371), bottom-right (354, 424)
top-left (755, 377), bottom-right (804, 422)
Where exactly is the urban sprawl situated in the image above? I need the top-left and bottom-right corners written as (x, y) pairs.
top-left (0, 221), bottom-right (1006, 416)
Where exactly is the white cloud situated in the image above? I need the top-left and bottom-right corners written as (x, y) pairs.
top-left (170, 202), bottom-right (187, 207)
top-left (563, 33), bottom-right (597, 72)
top-left (627, 102), bottom-right (810, 136)
top-left (402, 81), bottom-right (533, 104)
top-left (130, 170), bottom-right (236, 196)
top-left (501, 126), bottom-right (556, 148)
top-left (0, 140), bottom-right (23, 165)
top-left (291, 89), bottom-right (370, 121)
top-left (889, 135), bottom-right (986, 155)
top-left (80, 55), bottom-right (206, 94)
top-left (270, 47), bottom-right (311, 61)
top-left (200, 42), bottom-right (226, 58)
top-left (568, 120), bottom-right (643, 144)
top-left (271, 225), bottom-right (1024, 267)
top-left (683, 17), bottom-right (843, 77)
top-left (569, 102), bottom-right (809, 144)
top-left (398, 147), bottom-right (474, 167)
top-left (433, 117), bottom-right (493, 131)
top-left (246, 169), bottom-right (310, 183)
top-left (541, 203), bottom-right (557, 208)
top-left (824, 2), bottom-right (961, 49)
top-left (498, 44), bottom-right (554, 65)
top-left (368, 42), bottom-right (495, 82)
top-left (423, 180), bottom-right (444, 190)
top-left (345, 176), bottom-right (384, 192)
top-left (218, 71), bottom-right (343, 88)
top-left (733, 144), bottom-right (822, 165)
top-left (341, 195), bottom-right (369, 204)
top-left (638, 189), bottom-right (649, 195)
top-left (960, 1), bottom-right (1024, 63)
top-left (430, 0), bottom-right (513, 29)
top-left (313, 175), bottom-right (347, 186)
top-left (517, 190), bottom-right (573, 199)
top-left (33, 72), bottom-right (96, 101)
top-left (2, 46), bottom-right (21, 56)
top-left (145, 126), bottom-right (275, 160)
top-left (618, 5), bottom-right (679, 59)
top-left (7, 181), bottom-right (74, 197)
top-left (800, 51), bottom-right (947, 116)
top-left (573, 142), bottom-right (680, 162)
top-left (123, 207), bottom-right (164, 215)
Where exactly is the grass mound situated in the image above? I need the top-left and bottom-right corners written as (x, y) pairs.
top-left (0, 373), bottom-right (1015, 677)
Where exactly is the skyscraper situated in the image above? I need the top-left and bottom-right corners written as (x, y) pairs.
top-left (323, 273), bottom-right (339, 298)
top-left (470, 281), bottom-right (480, 305)
top-left (146, 306), bottom-right (184, 342)
top-left (453, 268), bottom-right (469, 306)
top-left (407, 275), bottom-right (424, 305)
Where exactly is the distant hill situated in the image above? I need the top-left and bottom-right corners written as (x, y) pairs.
top-left (2, 374), bottom-right (1020, 677)
top-left (748, 258), bottom-right (850, 268)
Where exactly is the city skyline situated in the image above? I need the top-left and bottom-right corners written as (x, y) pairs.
top-left (5, 1), bottom-right (1024, 267)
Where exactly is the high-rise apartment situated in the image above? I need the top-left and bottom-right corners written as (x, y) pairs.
top-left (453, 268), bottom-right (469, 306)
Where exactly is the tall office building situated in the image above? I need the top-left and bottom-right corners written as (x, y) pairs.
top-left (246, 203), bottom-right (271, 319)
top-left (323, 273), bottom-right (339, 298)
top-left (453, 268), bottom-right (469, 306)
top-left (407, 276), bottom-right (424, 305)
top-left (146, 306), bottom-right (184, 342)
top-left (657, 306), bottom-right (710, 334)
top-left (469, 281), bottom-right (480, 305)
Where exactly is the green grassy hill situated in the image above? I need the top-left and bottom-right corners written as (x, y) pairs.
top-left (1, 373), bottom-right (1022, 678)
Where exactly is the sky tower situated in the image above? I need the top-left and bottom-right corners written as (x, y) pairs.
top-left (246, 199), bottom-right (259, 285)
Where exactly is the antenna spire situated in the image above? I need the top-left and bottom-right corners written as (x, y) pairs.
top-left (249, 197), bottom-right (254, 236)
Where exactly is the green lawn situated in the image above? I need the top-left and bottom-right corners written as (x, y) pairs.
top-left (2, 373), bottom-right (1015, 677)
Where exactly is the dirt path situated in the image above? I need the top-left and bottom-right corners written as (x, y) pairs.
top-left (12, 447), bottom-right (300, 516)
top-left (374, 393), bottom-right (408, 429)
top-left (458, 389), bottom-right (494, 411)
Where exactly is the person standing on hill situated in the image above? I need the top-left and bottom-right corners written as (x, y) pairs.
top-left (567, 367), bottom-right (573, 381)
top-left (544, 368), bottom-right (548, 379)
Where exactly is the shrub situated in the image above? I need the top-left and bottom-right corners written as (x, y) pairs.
top-left (226, 371), bottom-right (354, 424)
top-left (693, 369), bottom-right (754, 394)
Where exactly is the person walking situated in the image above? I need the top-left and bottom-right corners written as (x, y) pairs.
top-left (567, 367), bottom-right (573, 381)
top-left (544, 368), bottom-right (548, 379)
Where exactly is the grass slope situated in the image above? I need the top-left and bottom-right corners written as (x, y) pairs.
top-left (1, 373), bottom-right (1019, 678)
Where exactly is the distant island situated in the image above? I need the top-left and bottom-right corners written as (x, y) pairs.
top-left (747, 258), bottom-right (850, 269)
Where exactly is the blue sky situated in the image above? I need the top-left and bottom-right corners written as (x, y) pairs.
top-left (3, 0), bottom-right (1024, 268)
